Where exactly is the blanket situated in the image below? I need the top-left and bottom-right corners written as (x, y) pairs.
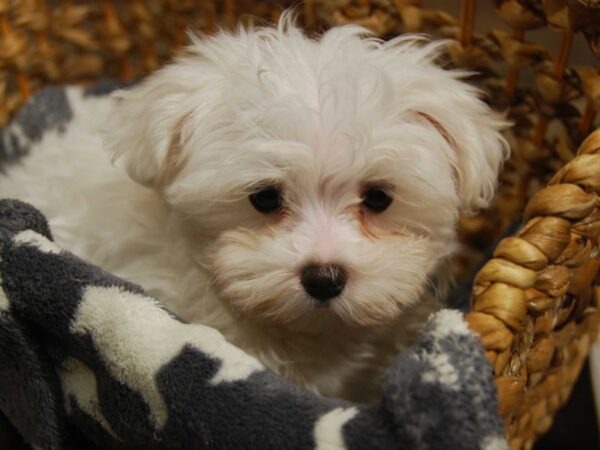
top-left (0, 85), bottom-right (507, 450)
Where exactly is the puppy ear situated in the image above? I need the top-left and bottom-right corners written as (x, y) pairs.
top-left (103, 65), bottom-right (198, 188)
top-left (414, 88), bottom-right (509, 214)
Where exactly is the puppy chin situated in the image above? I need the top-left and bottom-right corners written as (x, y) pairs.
top-left (213, 280), bottom-right (431, 333)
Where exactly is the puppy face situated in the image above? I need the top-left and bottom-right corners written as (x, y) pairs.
top-left (105, 18), bottom-right (508, 329)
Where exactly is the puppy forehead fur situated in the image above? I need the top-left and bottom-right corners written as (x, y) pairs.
top-left (106, 17), bottom-right (507, 215)
top-left (176, 27), bottom-right (456, 178)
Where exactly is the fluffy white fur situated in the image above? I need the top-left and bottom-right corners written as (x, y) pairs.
top-left (0, 16), bottom-right (508, 402)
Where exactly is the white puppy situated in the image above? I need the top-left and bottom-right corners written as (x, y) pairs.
top-left (0, 16), bottom-right (508, 402)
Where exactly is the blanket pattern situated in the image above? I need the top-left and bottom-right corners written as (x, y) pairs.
top-left (0, 85), bottom-right (506, 449)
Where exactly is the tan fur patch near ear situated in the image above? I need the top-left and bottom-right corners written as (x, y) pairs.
top-left (415, 111), bottom-right (461, 188)
top-left (416, 111), bottom-right (458, 151)
top-left (156, 119), bottom-right (189, 188)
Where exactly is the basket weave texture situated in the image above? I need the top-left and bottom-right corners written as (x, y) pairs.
top-left (2, 1), bottom-right (600, 449)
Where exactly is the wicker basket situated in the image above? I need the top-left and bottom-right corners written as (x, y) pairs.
top-left (2, 1), bottom-right (600, 448)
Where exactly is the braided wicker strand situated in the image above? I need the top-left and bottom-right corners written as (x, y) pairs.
top-left (466, 128), bottom-right (600, 449)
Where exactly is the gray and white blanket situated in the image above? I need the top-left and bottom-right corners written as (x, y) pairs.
top-left (0, 85), bottom-right (507, 449)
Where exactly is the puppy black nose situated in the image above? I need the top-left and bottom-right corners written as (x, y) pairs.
top-left (300, 263), bottom-right (347, 302)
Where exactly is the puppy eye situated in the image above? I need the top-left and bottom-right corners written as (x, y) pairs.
top-left (362, 187), bottom-right (393, 213)
top-left (249, 186), bottom-right (283, 213)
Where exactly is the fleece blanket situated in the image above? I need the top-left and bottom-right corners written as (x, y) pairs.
top-left (0, 84), bottom-right (507, 450)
